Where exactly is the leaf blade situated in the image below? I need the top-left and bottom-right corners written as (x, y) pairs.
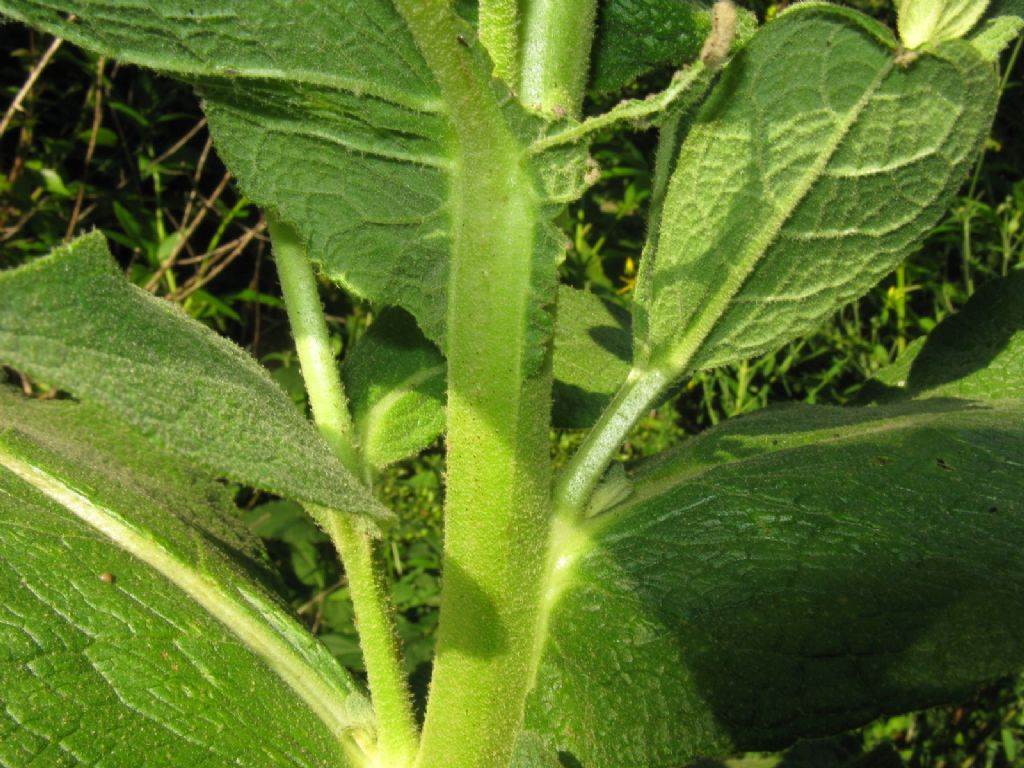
top-left (0, 233), bottom-right (387, 518)
top-left (343, 309), bottom-right (446, 469)
top-left (527, 397), bottom-right (1024, 768)
top-left (0, 388), bottom-right (371, 766)
top-left (636, 5), bottom-right (997, 381)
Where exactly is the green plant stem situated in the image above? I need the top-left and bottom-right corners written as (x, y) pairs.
top-left (553, 366), bottom-right (671, 518)
top-left (270, 217), bottom-right (419, 768)
top-left (268, 218), bottom-right (360, 473)
top-left (321, 511), bottom-right (418, 768)
top-left (519, 0), bottom-right (599, 117)
top-left (478, 0), bottom-right (519, 85)
top-left (392, 4), bottom-right (555, 768)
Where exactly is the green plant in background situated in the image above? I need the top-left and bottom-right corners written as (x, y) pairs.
top-left (1, 1), bottom-right (1023, 768)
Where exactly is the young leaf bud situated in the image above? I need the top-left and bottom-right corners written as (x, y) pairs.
top-left (896, 0), bottom-right (991, 49)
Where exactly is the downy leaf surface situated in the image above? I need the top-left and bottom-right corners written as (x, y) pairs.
top-left (862, 269), bottom-right (1024, 401)
top-left (0, 233), bottom-right (387, 519)
top-left (552, 286), bottom-right (632, 429)
top-left (525, 400), bottom-right (1024, 767)
top-left (524, 272), bottom-right (1024, 767)
top-left (969, 0), bottom-right (1024, 61)
top-left (896, 0), bottom-right (991, 49)
top-left (635, 4), bottom-right (997, 380)
top-left (0, 388), bottom-right (372, 767)
top-left (0, 0), bottom-right (572, 358)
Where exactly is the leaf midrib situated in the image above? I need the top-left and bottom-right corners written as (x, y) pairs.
top-left (653, 51), bottom-right (897, 376)
top-left (0, 442), bottom-right (373, 750)
top-left (0, 8), bottom-right (444, 114)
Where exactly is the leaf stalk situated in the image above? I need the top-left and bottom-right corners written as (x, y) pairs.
top-left (270, 217), bottom-right (419, 768)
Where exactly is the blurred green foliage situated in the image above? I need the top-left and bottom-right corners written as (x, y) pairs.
top-left (2, 4), bottom-right (1023, 764)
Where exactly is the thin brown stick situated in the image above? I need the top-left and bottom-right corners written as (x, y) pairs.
top-left (0, 34), bottom-right (65, 139)
top-left (141, 117), bottom-right (207, 175)
top-left (171, 219), bottom-right (267, 302)
top-left (144, 170), bottom-right (233, 292)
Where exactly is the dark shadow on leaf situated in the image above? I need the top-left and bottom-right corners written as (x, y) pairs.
top-left (901, 270), bottom-right (1024, 395)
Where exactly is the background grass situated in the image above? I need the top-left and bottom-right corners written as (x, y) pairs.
top-left (2, 2), bottom-right (1023, 765)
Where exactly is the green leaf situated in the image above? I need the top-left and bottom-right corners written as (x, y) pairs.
top-left (552, 286), bottom-right (632, 429)
top-left (897, 0), bottom-right (992, 49)
top-left (343, 309), bottom-right (446, 470)
top-left (0, 387), bottom-right (372, 766)
top-left (0, 0), bottom-right (570, 357)
top-left (0, 233), bottom-right (387, 519)
top-left (969, 0), bottom-right (1024, 61)
top-left (526, 397), bottom-right (1024, 767)
top-left (634, 5), bottom-right (997, 383)
top-left (588, 0), bottom-right (758, 94)
top-left (864, 270), bottom-right (1024, 402)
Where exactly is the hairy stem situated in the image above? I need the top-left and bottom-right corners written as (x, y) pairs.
top-left (478, 0), bottom-right (519, 85)
top-left (270, 217), bottom-right (419, 768)
top-left (392, 4), bottom-right (555, 768)
top-left (269, 218), bottom-right (360, 473)
top-left (519, 0), bottom-right (599, 117)
top-left (552, 367), bottom-right (671, 518)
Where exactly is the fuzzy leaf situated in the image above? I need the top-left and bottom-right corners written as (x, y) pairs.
top-left (635, 4), bottom-right (997, 382)
top-left (343, 309), bottom-right (445, 469)
top-left (0, 388), bottom-right (371, 766)
top-left (897, 0), bottom-right (991, 49)
top-left (552, 287), bottom-right (632, 429)
top-left (0, 0), bottom-right (570, 359)
top-left (969, 0), bottom-right (1024, 61)
top-left (0, 233), bottom-right (387, 519)
top-left (525, 396), bottom-right (1024, 767)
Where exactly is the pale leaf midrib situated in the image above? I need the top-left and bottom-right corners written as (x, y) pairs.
top-left (0, 444), bottom-right (372, 750)
top-left (655, 55), bottom-right (897, 377)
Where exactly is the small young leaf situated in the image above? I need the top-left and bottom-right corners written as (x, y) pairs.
top-left (0, 233), bottom-right (388, 519)
top-left (969, 0), bottom-right (1024, 61)
top-left (635, 4), bottom-right (997, 382)
top-left (343, 309), bottom-right (446, 469)
top-left (0, 388), bottom-right (371, 765)
top-left (526, 397), bottom-right (1024, 767)
top-left (897, 0), bottom-right (991, 49)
